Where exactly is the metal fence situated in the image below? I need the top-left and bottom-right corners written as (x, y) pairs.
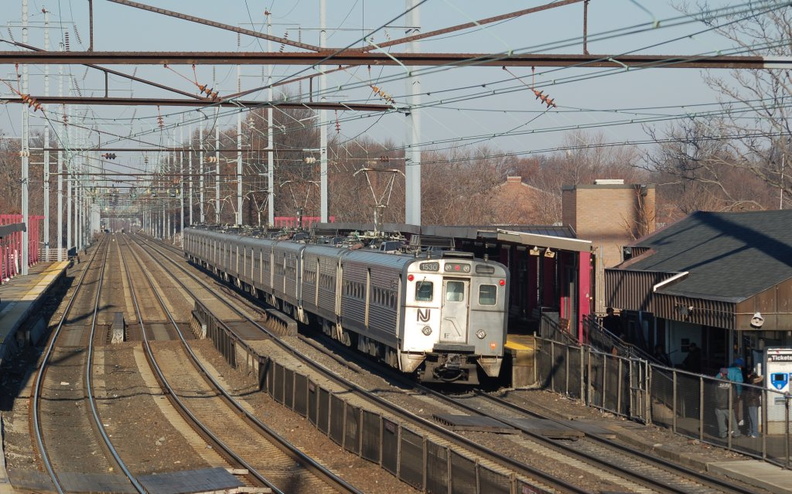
top-left (197, 297), bottom-right (792, 476)
top-left (195, 302), bottom-right (555, 493)
top-left (534, 334), bottom-right (792, 469)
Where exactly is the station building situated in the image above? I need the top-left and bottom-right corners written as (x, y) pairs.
top-left (605, 209), bottom-right (792, 374)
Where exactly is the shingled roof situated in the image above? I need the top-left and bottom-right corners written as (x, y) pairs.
top-left (622, 210), bottom-right (792, 302)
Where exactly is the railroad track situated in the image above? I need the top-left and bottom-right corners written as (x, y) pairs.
top-left (122, 233), bottom-right (360, 493)
top-left (445, 390), bottom-right (763, 494)
top-left (296, 319), bottom-right (771, 494)
top-left (31, 235), bottom-right (142, 493)
top-left (14, 233), bottom-right (362, 494)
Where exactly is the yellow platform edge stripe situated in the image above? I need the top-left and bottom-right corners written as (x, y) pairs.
top-left (505, 339), bottom-right (534, 351)
top-left (20, 262), bottom-right (70, 302)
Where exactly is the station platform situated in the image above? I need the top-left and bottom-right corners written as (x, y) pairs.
top-left (0, 261), bottom-right (71, 365)
top-left (0, 260), bottom-right (70, 494)
top-left (613, 419), bottom-right (792, 494)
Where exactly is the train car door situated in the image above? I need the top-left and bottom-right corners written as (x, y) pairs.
top-left (440, 279), bottom-right (469, 343)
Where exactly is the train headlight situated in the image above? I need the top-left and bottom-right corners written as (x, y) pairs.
top-left (422, 325), bottom-right (433, 336)
top-left (476, 329), bottom-right (487, 339)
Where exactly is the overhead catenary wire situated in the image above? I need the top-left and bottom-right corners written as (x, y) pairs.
top-left (3, 0), bottom-right (790, 188)
top-left (24, 3), bottom-right (780, 143)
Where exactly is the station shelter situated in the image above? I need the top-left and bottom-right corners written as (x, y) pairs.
top-left (605, 209), bottom-right (792, 375)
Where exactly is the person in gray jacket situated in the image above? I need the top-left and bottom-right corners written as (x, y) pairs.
top-left (714, 367), bottom-right (741, 438)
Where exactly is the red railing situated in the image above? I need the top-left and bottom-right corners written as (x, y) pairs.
top-left (0, 214), bottom-right (43, 282)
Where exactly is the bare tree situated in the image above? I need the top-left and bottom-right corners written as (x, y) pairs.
top-left (669, 2), bottom-right (792, 208)
top-left (328, 136), bottom-right (406, 224)
top-left (644, 115), bottom-right (778, 222)
top-left (420, 146), bottom-right (509, 226)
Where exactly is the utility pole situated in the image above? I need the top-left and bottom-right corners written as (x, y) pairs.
top-left (781, 151), bottom-right (786, 210)
top-left (405, 0), bottom-right (422, 226)
top-left (319, 0), bottom-right (328, 222)
top-left (43, 8), bottom-right (51, 260)
top-left (215, 109), bottom-right (220, 223)
top-left (235, 43), bottom-right (244, 226)
top-left (67, 112), bottom-right (73, 256)
top-left (180, 116), bottom-right (185, 236)
top-left (21, 0), bottom-right (30, 274)
top-left (57, 39), bottom-right (64, 261)
top-left (199, 121), bottom-right (205, 223)
top-left (267, 11), bottom-right (274, 227)
top-left (188, 121), bottom-right (193, 226)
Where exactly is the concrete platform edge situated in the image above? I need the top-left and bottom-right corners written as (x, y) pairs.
top-left (0, 418), bottom-right (10, 493)
top-left (708, 460), bottom-right (792, 494)
top-left (610, 423), bottom-right (792, 494)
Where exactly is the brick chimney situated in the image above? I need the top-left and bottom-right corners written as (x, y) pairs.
top-left (562, 180), bottom-right (655, 268)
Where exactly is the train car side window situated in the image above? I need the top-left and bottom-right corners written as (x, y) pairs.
top-left (479, 284), bottom-right (497, 306)
top-left (416, 281), bottom-right (433, 302)
top-left (446, 281), bottom-right (465, 302)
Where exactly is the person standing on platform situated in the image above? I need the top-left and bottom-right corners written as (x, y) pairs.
top-left (714, 367), bottom-right (741, 438)
top-left (602, 307), bottom-right (624, 340)
top-left (745, 372), bottom-right (763, 438)
top-left (728, 358), bottom-right (746, 428)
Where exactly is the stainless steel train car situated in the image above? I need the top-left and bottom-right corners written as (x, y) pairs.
top-left (183, 226), bottom-right (509, 384)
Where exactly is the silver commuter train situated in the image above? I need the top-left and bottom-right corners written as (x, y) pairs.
top-left (183, 226), bottom-right (509, 384)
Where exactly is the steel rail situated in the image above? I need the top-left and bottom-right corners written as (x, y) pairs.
top-left (290, 288), bottom-right (761, 494)
top-left (125, 234), bottom-right (364, 494)
top-left (434, 390), bottom-right (756, 494)
top-left (31, 237), bottom-right (145, 493)
top-left (118, 235), bottom-right (279, 492)
top-left (87, 237), bottom-right (148, 491)
top-left (31, 245), bottom-right (103, 494)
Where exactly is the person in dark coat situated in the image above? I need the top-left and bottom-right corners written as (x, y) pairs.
top-left (744, 372), bottom-right (763, 437)
top-left (602, 307), bottom-right (624, 339)
top-left (714, 367), bottom-right (741, 438)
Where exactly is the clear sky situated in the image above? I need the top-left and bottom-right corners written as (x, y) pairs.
top-left (0, 1), bottom-right (780, 167)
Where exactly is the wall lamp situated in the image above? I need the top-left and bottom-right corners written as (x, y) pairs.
top-left (544, 248), bottom-right (556, 258)
top-left (529, 246), bottom-right (541, 256)
top-left (675, 304), bottom-right (693, 317)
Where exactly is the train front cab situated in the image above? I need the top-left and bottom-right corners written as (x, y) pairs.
top-left (402, 254), bottom-right (508, 384)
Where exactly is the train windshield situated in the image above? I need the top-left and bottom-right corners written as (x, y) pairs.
top-left (416, 281), bottom-right (434, 301)
top-left (479, 285), bottom-right (497, 305)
